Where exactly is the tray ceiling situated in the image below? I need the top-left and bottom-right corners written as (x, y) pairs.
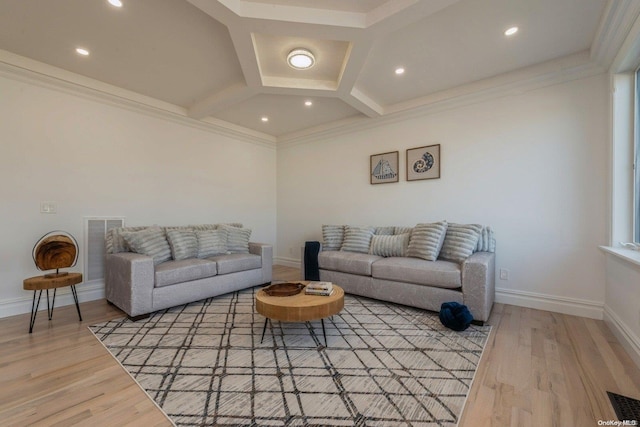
top-left (0, 0), bottom-right (615, 140)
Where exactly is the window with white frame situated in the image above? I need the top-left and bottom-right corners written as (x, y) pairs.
top-left (636, 67), bottom-right (640, 243)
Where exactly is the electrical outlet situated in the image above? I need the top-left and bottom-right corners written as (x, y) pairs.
top-left (289, 247), bottom-right (294, 255)
top-left (499, 268), bottom-right (509, 280)
top-left (40, 201), bottom-right (57, 214)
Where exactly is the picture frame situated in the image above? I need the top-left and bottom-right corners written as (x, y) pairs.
top-left (370, 151), bottom-right (399, 184)
top-left (406, 144), bottom-right (441, 181)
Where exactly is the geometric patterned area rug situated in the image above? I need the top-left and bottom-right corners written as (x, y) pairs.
top-left (90, 287), bottom-right (491, 426)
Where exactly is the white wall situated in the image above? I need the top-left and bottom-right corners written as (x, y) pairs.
top-left (277, 74), bottom-right (609, 318)
top-left (0, 74), bottom-right (277, 316)
top-left (604, 254), bottom-right (640, 368)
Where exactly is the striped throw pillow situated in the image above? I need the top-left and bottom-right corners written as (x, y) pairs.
top-left (340, 226), bottom-right (375, 254)
top-left (394, 226), bottom-right (413, 235)
top-left (322, 225), bottom-right (344, 251)
top-left (439, 223), bottom-right (482, 262)
top-left (196, 230), bottom-right (227, 258)
top-left (406, 221), bottom-right (448, 261)
top-left (105, 226), bottom-right (148, 254)
top-left (374, 226), bottom-right (395, 236)
top-left (370, 233), bottom-right (410, 257)
top-left (475, 226), bottom-right (496, 252)
top-left (189, 224), bottom-right (218, 231)
top-left (166, 230), bottom-right (198, 261)
top-left (121, 227), bottom-right (172, 265)
top-left (219, 224), bottom-right (251, 254)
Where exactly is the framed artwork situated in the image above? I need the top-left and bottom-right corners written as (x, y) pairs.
top-left (406, 144), bottom-right (441, 181)
top-left (370, 151), bottom-right (399, 184)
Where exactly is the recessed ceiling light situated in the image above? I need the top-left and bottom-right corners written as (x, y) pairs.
top-left (261, 116), bottom-right (269, 122)
top-left (108, 0), bottom-right (123, 7)
top-left (287, 48), bottom-right (315, 70)
top-left (75, 48), bottom-right (90, 56)
top-left (304, 100), bottom-right (313, 107)
top-left (504, 26), bottom-right (518, 36)
top-left (395, 67), bottom-right (405, 75)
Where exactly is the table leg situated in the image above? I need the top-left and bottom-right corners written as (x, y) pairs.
top-left (260, 318), bottom-right (269, 343)
top-left (49, 288), bottom-right (57, 320)
top-left (46, 289), bottom-right (51, 320)
top-left (70, 285), bottom-right (82, 321)
top-left (29, 290), bottom-right (43, 334)
top-left (321, 318), bottom-right (327, 347)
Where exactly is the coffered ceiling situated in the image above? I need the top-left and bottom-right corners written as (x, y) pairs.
top-left (0, 0), bottom-right (632, 141)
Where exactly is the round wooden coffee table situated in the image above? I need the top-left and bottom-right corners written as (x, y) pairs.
top-left (255, 282), bottom-right (344, 346)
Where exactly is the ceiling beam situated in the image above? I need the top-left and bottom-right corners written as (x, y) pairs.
top-left (337, 40), bottom-right (374, 93)
top-left (366, 0), bottom-right (460, 36)
top-left (342, 87), bottom-right (383, 118)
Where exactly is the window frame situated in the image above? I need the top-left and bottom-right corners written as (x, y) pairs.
top-left (635, 67), bottom-right (640, 243)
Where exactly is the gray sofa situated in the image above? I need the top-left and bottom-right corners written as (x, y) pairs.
top-left (104, 224), bottom-right (272, 318)
top-left (301, 223), bottom-right (495, 323)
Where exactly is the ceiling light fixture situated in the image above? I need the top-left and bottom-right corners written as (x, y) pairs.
top-left (395, 67), bottom-right (405, 75)
top-left (304, 100), bottom-right (313, 107)
top-left (287, 48), bottom-right (315, 70)
top-left (261, 116), bottom-right (269, 122)
top-left (108, 0), bottom-right (123, 7)
top-left (75, 47), bottom-right (90, 56)
top-left (504, 26), bottom-right (518, 36)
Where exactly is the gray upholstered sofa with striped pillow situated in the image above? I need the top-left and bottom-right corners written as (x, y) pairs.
top-left (104, 224), bottom-right (272, 319)
top-left (302, 222), bottom-right (495, 323)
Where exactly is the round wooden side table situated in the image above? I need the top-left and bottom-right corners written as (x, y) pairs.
top-left (23, 272), bottom-right (83, 333)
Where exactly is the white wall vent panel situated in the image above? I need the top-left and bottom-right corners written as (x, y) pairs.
top-left (84, 217), bottom-right (125, 283)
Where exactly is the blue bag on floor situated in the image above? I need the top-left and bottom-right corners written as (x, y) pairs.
top-left (439, 302), bottom-right (473, 331)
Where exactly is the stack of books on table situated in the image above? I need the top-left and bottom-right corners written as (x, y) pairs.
top-left (305, 281), bottom-right (334, 296)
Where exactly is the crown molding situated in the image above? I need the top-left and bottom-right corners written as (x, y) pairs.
top-left (0, 49), bottom-right (276, 149)
top-left (277, 51), bottom-right (605, 148)
top-left (590, 0), bottom-right (640, 70)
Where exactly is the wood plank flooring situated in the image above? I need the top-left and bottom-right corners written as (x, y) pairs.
top-left (1, 265), bottom-right (639, 426)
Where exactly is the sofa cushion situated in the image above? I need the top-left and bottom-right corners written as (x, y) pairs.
top-left (121, 227), bottom-right (172, 265)
top-left (166, 230), bottom-right (198, 260)
top-left (340, 226), bottom-right (375, 254)
top-left (319, 250), bottom-right (382, 276)
top-left (406, 221), bottom-right (448, 261)
top-left (371, 257), bottom-right (462, 289)
top-left (369, 233), bottom-right (410, 257)
top-left (208, 253), bottom-right (261, 275)
top-left (439, 223), bottom-right (482, 262)
top-left (219, 225), bottom-right (251, 254)
top-left (322, 225), bottom-right (344, 251)
top-left (196, 229), bottom-right (227, 258)
top-left (155, 259), bottom-right (217, 288)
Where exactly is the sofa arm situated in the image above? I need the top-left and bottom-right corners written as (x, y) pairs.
top-left (461, 251), bottom-right (495, 322)
top-left (249, 242), bottom-right (272, 284)
top-left (105, 252), bottom-right (155, 317)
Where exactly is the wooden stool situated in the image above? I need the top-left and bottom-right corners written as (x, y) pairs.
top-left (23, 272), bottom-right (83, 333)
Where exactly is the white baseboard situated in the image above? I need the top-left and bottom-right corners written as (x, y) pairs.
top-left (0, 280), bottom-right (105, 319)
top-left (603, 305), bottom-right (640, 369)
top-left (274, 256), bottom-right (300, 268)
top-left (495, 287), bottom-right (604, 320)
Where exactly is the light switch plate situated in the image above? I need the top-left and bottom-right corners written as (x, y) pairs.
top-left (40, 201), bottom-right (57, 214)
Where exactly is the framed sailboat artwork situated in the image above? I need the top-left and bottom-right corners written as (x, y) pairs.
top-left (370, 151), bottom-right (399, 184)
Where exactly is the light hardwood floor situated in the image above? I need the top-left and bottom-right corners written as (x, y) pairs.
top-left (1, 265), bottom-right (639, 426)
